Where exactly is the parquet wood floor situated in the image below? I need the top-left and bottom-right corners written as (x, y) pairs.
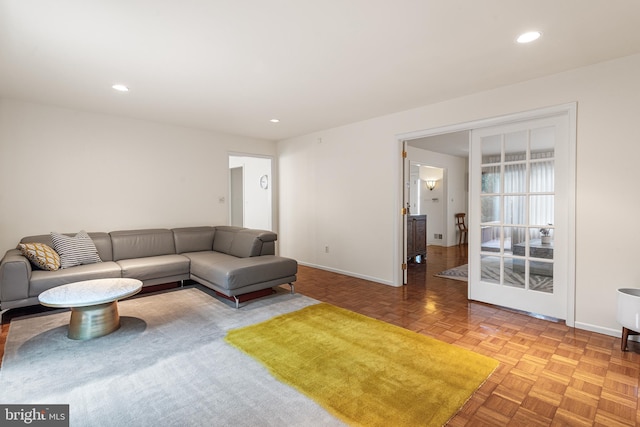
top-left (294, 245), bottom-right (640, 426)
top-left (1, 245), bottom-right (637, 425)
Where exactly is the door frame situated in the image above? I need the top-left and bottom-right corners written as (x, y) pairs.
top-left (396, 102), bottom-right (576, 326)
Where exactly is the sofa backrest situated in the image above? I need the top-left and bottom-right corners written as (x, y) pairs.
top-left (172, 226), bottom-right (216, 253)
top-left (110, 229), bottom-right (175, 261)
top-left (212, 226), bottom-right (244, 255)
top-left (20, 232), bottom-right (114, 262)
top-left (213, 226), bottom-right (276, 257)
top-left (17, 226), bottom-right (276, 262)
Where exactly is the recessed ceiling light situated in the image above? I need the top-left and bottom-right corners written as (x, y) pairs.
top-left (112, 84), bottom-right (129, 92)
top-left (270, 119), bottom-right (280, 123)
top-left (517, 31), bottom-right (541, 44)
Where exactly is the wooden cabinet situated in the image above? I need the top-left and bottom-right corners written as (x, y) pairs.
top-left (407, 215), bottom-right (427, 262)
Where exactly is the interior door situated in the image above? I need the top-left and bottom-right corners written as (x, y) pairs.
top-left (469, 115), bottom-right (570, 319)
top-left (230, 166), bottom-right (244, 227)
top-left (402, 141), bottom-right (410, 285)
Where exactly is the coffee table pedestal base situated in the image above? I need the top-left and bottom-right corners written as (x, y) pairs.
top-left (68, 301), bottom-right (120, 340)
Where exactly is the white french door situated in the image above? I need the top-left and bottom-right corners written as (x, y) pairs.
top-left (402, 140), bottom-right (410, 285)
top-left (469, 114), bottom-right (572, 320)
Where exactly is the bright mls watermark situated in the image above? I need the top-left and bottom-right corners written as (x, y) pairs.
top-left (0, 405), bottom-right (68, 426)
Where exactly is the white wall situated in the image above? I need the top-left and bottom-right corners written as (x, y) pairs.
top-left (278, 128), bottom-right (398, 285)
top-left (278, 53), bottom-right (640, 336)
top-left (0, 99), bottom-right (276, 252)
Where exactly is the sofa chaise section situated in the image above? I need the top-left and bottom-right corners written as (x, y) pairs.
top-left (187, 252), bottom-right (297, 305)
top-left (173, 226), bottom-right (297, 307)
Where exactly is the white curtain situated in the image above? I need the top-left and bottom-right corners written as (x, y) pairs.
top-left (482, 151), bottom-right (554, 247)
top-left (505, 151), bottom-right (554, 244)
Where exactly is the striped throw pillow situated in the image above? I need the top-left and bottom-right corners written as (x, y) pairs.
top-left (17, 242), bottom-right (61, 271)
top-left (50, 230), bottom-right (102, 269)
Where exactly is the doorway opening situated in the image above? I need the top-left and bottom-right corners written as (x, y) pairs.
top-left (409, 162), bottom-right (446, 246)
top-left (228, 155), bottom-right (273, 230)
top-left (398, 103), bottom-right (576, 325)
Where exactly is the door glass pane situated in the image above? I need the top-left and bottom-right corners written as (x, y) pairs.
top-left (529, 236), bottom-right (554, 260)
top-left (504, 196), bottom-right (526, 225)
top-left (530, 260), bottom-right (553, 293)
top-left (530, 159), bottom-right (554, 192)
top-left (504, 257), bottom-right (525, 289)
top-left (504, 130), bottom-right (527, 161)
top-left (481, 195), bottom-right (500, 223)
top-left (530, 126), bottom-right (555, 153)
top-left (481, 135), bottom-right (502, 164)
top-left (530, 195), bottom-right (554, 227)
top-left (506, 226), bottom-right (527, 256)
top-left (481, 166), bottom-right (500, 193)
top-left (481, 255), bottom-right (500, 284)
top-left (481, 225), bottom-right (501, 252)
top-left (504, 163), bottom-right (526, 193)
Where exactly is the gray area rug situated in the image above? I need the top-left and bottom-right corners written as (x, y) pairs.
top-left (435, 261), bottom-right (553, 293)
top-left (0, 286), bottom-right (345, 426)
top-left (434, 264), bottom-right (468, 282)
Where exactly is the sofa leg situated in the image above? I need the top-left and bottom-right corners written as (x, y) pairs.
top-left (289, 283), bottom-right (295, 294)
top-left (233, 296), bottom-right (240, 309)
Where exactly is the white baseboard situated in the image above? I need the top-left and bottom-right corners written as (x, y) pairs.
top-left (574, 321), bottom-right (621, 338)
top-left (298, 262), bottom-right (397, 287)
top-left (575, 322), bottom-right (640, 343)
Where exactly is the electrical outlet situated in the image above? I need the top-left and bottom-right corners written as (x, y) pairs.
top-left (324, 245), bottom-right (329, 253)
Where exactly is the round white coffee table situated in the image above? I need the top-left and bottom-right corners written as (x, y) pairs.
top-left (38, 278), bottom-right (143, 340)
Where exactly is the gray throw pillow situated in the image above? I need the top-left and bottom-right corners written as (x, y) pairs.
top-left (50, 230), bottom-right (102, 269)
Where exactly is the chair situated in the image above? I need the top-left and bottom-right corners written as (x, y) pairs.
top-left (455, 213), bottom-right (468, 245)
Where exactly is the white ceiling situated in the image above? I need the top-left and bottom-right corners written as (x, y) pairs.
top-left (2, 1), bottom-right (640, 142)
top-left (409, 131), bottom-right (470, 158)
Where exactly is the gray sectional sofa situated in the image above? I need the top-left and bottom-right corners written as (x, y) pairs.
top-left (0, 226), bottom-right (297, 315)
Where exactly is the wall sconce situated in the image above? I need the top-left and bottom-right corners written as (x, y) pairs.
top-left (425, 180), bottom-right (437, 191)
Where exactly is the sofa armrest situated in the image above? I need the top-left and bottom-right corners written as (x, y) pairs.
top-left (252, 230), bottom-right (277, 243)
top-left (252, 230), bottom-right (276, 255)
top-left (235, 229), bottom-right (277, 257)
top-left (0, 249), bottom-right (32, 304)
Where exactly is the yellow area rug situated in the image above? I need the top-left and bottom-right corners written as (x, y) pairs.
top-left (225, 303), bottom-right (499, 426)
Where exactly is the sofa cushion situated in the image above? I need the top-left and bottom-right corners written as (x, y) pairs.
top-left (172, 227), bottom-right (215, 253)
top-left (187, 252), bottom-right (297, 291)
top-left (116, 255), bottom-right (190, 281)
top-left (51, 230), bottom-right (102, 269)
top-left (17, 242), bottom-right (61, 271)
top-left (110, 229), bottom-right (175, 261)
top-left (185, 251), bottom-right (234, 276)
top-left (28, 261), bottom-right (122, 297)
